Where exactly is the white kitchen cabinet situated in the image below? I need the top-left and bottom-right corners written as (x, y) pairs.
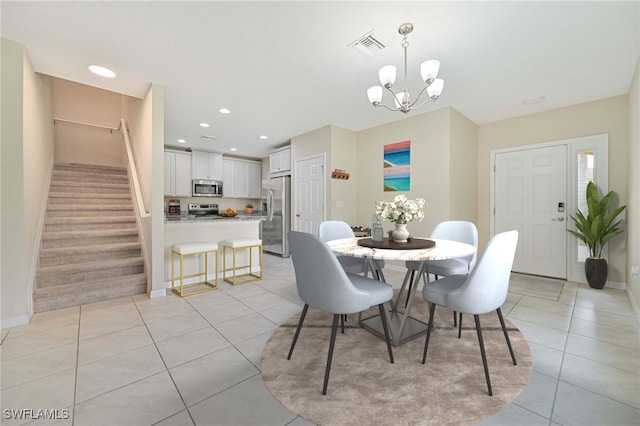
top-left (192, 150), bottom-right (223, 180)
top-left (269, 147), bottom-right (291, 176)
top-left (222, 158), bottom-right (262, 198)
top-left (164, 150), bottom-right (192, 197)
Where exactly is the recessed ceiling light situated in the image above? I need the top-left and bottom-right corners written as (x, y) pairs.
top-left (230, 148), bottom-right (238, 152)
top-left (88, 65), bottom-right (116, 78)
top-left (177, 139), bottom-right (186, 143)
top-left (259, 135), bottom-right (268, 140)
top-left (219, 108), bottom-right (231, 114)
top-left (200, 122), bottom-right (210, 128)
top-left (522, 96), bottom-right (546, 105)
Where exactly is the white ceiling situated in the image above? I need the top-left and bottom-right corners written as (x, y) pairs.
top-left (3, 1), bottom-right (639, 159)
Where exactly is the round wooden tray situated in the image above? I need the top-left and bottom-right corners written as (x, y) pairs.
top-left (357, 237), bottom-right (435, 250)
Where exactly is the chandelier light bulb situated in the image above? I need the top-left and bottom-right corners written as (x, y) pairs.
top-left (420, 60), bottom-right (440, 84)
top-left (367, 86), bottom-right (383, 104)
top-left (427, 79), bottom-right (445, 99)
top-left (393, 91), bottom-right (410, 109)
top-left (378, 65), bottom-right (397, 88)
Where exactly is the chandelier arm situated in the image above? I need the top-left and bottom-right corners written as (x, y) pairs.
top-left (407, 85), bottom-right (431, 109)
top-left (410, 96), bottom-right (437, 111)
top-left (375, 102), bottom-right (401, 112)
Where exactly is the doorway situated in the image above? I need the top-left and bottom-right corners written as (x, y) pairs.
top-left (491, 134), bottom-right (609, 283)
top-left (294, 154), bottom-right (326, 234)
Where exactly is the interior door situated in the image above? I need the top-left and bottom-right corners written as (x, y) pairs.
top-left (494, 145), bottom-right (567, 279)
top-left (294, 154), bottom-right (325, 234)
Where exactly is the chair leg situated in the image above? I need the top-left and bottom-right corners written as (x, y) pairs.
top-left (393, 268), bottom-right (413, 311)
top-left (405, 270), bottom-right (416, 308)
top-left (340, 314), bottom-right (345, 334)
top-left (378, 303), bottom-right (394, 364)
top-left (474, 315), bottom-right (493, 396)
top-left (453, 310), bottom-right (457, 327)
top-left (287, 304), bottom-right (309, 360)
top-left (421, 302), bottom-right (437, 364)
top-left (458, 312), bottom-right (463, 338)
top-left (496, 308), bottom-right (517, 365)
top-left (322, 314), bottom-right (340, 395)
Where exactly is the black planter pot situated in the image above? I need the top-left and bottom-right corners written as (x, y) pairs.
top-left (585, 258), bottom-right (608, 289)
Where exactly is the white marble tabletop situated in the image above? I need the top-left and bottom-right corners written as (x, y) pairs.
top-left (326, 237), bottom-right (476, 262)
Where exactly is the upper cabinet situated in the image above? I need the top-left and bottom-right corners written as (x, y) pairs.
top-left (269, 147), bottom-right (291, 176)
top-left (164, 150), bottom-right (192, 197)
top-left (222, 158), bottom-right (262, 199)
top-left (192, 150), bottom-right (223, 180)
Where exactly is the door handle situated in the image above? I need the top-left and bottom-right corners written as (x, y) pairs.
top-left (551, 217), bottom-right (565, 222)
top-left (296, 214), bottom-right (300, 217)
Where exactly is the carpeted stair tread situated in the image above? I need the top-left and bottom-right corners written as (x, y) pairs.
top-left (39, 242), bottom-right (142, 258)
top-left (45, 216), bottom-right (135, 225)
top-left (42, 228), bottom-right (139, 240)
top-left (54, 163), bottom-right (127, 173)
top-left (37, 256), bottom-right (144, 277)
top-left (37, 257), bottom-right (144, 287)
top-left (33, 273), bottom-right (147, 312)
top-left (47, 204), bottom-right (133, 212)
top-left (48, 192), bottom-right (132, 199)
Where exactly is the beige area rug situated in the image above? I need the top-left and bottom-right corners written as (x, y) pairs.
top-left (261, 296), bottom-right (532, 426)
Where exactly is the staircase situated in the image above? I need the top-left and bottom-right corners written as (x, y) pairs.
top-left (33, 163), bottom-right (147, 313)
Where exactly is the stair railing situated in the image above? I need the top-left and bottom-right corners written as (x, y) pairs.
top-left (120, 119), bottom-right (149, 217)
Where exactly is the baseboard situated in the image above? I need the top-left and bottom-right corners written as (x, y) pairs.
top-left (627, 287), bottom-right (640, 325)
top-left (149, 288), bottom-right (167, 299)
top-left (0, 314), bottom-right (30, 330)
top-left (605, 280), bottom-right (626, 290)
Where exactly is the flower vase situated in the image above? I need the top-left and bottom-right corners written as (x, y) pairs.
top-left (392, 223), bottom-right (409, 242)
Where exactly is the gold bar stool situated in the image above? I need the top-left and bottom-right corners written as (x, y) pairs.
top-left (221, 239), bottom-right (263, 285)
top-left (171, 242), bottom-right (219, 297)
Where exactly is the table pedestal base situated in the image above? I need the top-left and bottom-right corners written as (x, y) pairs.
top-left (360, 311), bottom-right (428, 347)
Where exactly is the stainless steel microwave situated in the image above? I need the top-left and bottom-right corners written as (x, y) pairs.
top-left (192, 179), bottom-right (223, 197)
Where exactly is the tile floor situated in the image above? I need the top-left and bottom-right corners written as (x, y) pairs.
top-left (1, 254), bottom-right (639, 426)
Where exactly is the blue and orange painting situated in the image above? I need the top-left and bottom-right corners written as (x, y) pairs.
top-left (383, 140), bottom-right (411, 191)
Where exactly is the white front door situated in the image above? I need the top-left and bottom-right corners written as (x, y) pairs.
top-left (494, 145), bottom-right (567, 279)
top-left (294, 154), bottom-right (325, 234)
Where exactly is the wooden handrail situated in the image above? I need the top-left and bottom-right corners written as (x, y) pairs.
top-left (53, 117), bottom-right (119, 132)
top-left (120, 119), bottom-right (150, 217)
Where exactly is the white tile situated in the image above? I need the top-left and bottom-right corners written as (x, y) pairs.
top-left (0, 325), bottom-right (78, 360)
top-left (257, 300), bottom-right (304, 326)
top-left (145, 311), bottom-right (210, 343)
top-left (507, 318), bottom-right (568, 351)
top-left (214, 311), bottom-right (278, 345)
top-left (572, 305), bottom-right (639, 330)
top-left (508, 305), bottom-right (571, 332)
top-left (7, 308), bottom-right (79, 339)
top-left (565, 333), bottom-right (640, 374)
top-left (189, 374), bottom-right (297, 426)
top-left (169, 346), bottom-right (259, 406)
top-left (512, 370), bottom-right (558, 418)
top-left (528, 341), bottom-right (564, 378)
top-left (560, 353), bottom-right (640, 409)
top-left (221, 283), bottom-right (269, 300)
top-left (155, 326), bottom-right (230, 368)
top-left (182, 290), bottom-right (235, 311)
top-left (195, 299), bottom-right (254, 325)
top-left (75, 344), bottom-right (166, 403)
top-left (78, 324), bottom-right (153, 365)
top-left (241, 292), bottom-right (294, 312)
top-left (474, 403), bottom-right (549, 426)
top-left (74, 372), bottom-right (184, 426)
top-left (1, 342), bottom-right (77, 389)
top-left (153, 410), bottom-right (194, 426)
top-left (137, 298), bottom-right (195, 324)
top-left (552, 381), bottom-right (640, 425)
top-left (233, 330), bottom-right (274, 369)
top-left (78, 310), bottom-right (143, 340)
top-left (0, 369), bottom-right (75, 426)
top-left (569, 317), bottom-right (640, 350)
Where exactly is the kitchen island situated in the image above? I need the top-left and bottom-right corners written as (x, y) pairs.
top-left (164, 215), bottom-right (265, 287)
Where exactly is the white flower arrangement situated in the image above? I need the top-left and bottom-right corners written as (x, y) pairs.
top-left (375, 194), bottom-right (427, 224)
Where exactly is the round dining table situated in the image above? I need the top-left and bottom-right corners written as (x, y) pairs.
top-left (326, 236), bottom-right (476, 346)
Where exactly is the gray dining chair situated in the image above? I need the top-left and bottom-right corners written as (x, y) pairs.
top-left (287, 230), bottom-right (394, 395)
top-left (318, 220), bottom-right (386, 281)
top-left (398, 220), bottom-right (478, 326)
top-left (421, 230), bottom-right (518, 396)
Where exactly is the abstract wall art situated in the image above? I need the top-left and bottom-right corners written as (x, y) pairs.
top-left (383, 140), bottom-right (411, 192)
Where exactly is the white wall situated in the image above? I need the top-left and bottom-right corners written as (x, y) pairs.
top-left (1, 39), bottom-right (54, 327)
top-left (477, 95), bottom-right (630, 283)
top-left (627, 58), bottom-right (640, 309)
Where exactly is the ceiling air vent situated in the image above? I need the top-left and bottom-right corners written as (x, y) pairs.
top-left (349, 30), bottom-right (386, 56)
top-left (201, 135), bottom-right (217, 141)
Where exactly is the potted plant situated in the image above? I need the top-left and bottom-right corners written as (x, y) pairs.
top-left (568, 181), bottom-right (626, 289)
top-left (245, 203), bottom-right (254, 215)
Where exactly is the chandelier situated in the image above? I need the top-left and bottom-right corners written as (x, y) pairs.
top-left (366, 23), bottom-right (444, 114)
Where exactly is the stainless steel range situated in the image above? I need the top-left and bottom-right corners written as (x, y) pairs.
top-left (188, 203), bottom-right (219, 218)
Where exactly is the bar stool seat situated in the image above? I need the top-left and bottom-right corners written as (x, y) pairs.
top-left (221, 239), bottom-right (263, 285)
top-left (171, 242), bottom-right (218, 297)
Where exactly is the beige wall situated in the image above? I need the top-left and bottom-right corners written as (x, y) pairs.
top-left (1, 39), bottom-right (54, 326)
top-left (356, 107), bottom-right (456, 237)
top-left (449, 109), bottom-right (478, 223)
top-left (477, 96), bottom-right (630, 283)
top-left (52, 78), bottom-right (124, 167)
top-left (329, 126), bottom-right (358, 224)
top-left (628, 58), bottom-right (640, 308)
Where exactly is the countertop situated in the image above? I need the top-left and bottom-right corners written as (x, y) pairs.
top-left (165, 214), bottom-right (266, 224)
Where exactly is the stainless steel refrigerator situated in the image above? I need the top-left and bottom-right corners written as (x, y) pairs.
top-left (260, 176), bottom-right (291, 257)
